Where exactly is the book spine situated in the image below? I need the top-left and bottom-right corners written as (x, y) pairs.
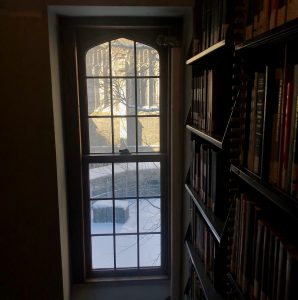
top-left (276, 0), bottom-right (286, 27)
top-left (282, 81), bottom-right (294, 191)
top-left (253, 71), bottom-right (266, 175)
top-left (289, 65), bottom-right (298, 195)
top-left (269, 0), bottom-right (278, 30)
top-left (287, 0), bottom-right (298, 22)
top-left (268, 67), bottom-right (283, 186)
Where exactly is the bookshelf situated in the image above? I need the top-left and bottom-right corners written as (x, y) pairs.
top-left (184, 0), bottom-right (240, 299)
top-left (186, 125), bottom-right (223, 149)
top-left (226, 273), bottom-right (247, 300)
top-left (225, 1), bottom-right (298, 300)
top-left (185, 240), bottom-right (224, 300)
top-left (230, 164), bottom-right (298, 221)
top-left (186, 40), bottom-right (227, 65)
top-left (185, 183), bottom-right (225, 244)
top-left (184, 0), bottom-right (298, 300)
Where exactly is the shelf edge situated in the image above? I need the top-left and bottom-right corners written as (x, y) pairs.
top-left (226, 273), bottom-right (246, 300)
top-left (185, 240), bottom-right (224, 300)
top-left (186, 40), bottom-right (226, 65)
top-left (230, 164), bottom-right (298, 221)
top-left (186, 125), bottom-right (223, 149)
top-left (185, 183), bottom-right (224, 244)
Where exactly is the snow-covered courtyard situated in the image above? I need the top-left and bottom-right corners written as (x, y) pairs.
top-left (91, 198), bottom-right (161, 269)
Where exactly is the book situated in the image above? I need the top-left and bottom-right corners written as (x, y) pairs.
top-left (258, 0), bottom-right (270, 34)
top-left (270, 0), bottom-right (279, 29)
top-left (245, 0), bottom-right (254, 39)
top-left (253, 70), bottom-right (266, 175)
top-left (285, 248), bottom-right (298, 300)
top-left (286, 0), bottom-right (298, 22)
top-left (268, 67), bottom-right (284, 186)
top-left (253, 219), bottom-right (265, 299)
top-left (247, 72), bottom-right (258, 171)
top-left (289, 65), bottom-right (298, 195)
top-left (276, 0), bottom-right (286, 27)
top-left (260, 223), bottom-right (270, 300)
top-left (277, 239), bottom-right (287, 300)
top-left (278, 65), bottom-right (294, 190)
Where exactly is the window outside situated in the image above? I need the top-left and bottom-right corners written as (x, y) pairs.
top-left (85, 38), bottom-right (162, 270)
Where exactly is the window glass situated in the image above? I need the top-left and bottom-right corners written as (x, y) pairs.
top-left (84, 38), bottom-right (164, 273)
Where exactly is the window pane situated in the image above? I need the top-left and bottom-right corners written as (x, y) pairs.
top-left (137, 78), bottom-right (159, 115)
top-left (116, 235), bottom-right (138, 268)
top-left (136, 43), bottom-right (159, 76)
top-left (91, 200), bottom-right (114, 234)
top-left (112, 78), bottom-right (135, 116)
top-left (89, 118), bottom-right (112, 153)
top-left (89, 164), bottom-right (112, 198)
top-left (138, 117), bottom-right (160, 152)
top-left (92, 236), bottom-right (114, 269)
top-left (138, 162), bottom-right (160, 197)
top-left (86, 42), bottom-right (110, 77)
top-left (115, 199), bottom-right (137, 234)
top-left (87, 78), bottom-right (111, 116)
top-left (114, 163), bottom-right (137, 197)
top-left (114, 117), bottom-right (136, 153)
top-left (139, 234), bottom-right (161, 267)
top-left (111, 38), bottom-right (134, 77)
top-left (139, 198), bottom-right (160, 233)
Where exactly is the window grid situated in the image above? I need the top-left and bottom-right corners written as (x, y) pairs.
top-left (109, 41), bottom-right (115, 154)
top-left (134, 41), bottom-right (139, 154)
top-left (85, 39), bottom-right (160, 155)
top-left (85, 38), bottom-right (163, 272)
top-left (89, 161), bottom-right (161, 270)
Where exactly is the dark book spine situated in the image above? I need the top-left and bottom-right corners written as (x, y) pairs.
top-left (253, 71), bottom-right (266, 175)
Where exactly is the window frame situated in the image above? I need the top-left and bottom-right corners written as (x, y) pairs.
top-left (59, 17), bottom-right (177, 282)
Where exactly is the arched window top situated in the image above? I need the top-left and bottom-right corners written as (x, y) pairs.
top-left (85, 38), bottom-right (160, 77)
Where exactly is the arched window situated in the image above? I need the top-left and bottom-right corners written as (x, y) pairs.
top-left (61, 26), bottom-right (170, 279)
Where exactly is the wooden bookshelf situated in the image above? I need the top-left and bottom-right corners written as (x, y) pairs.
top-left (185, 1), bottom-right (298, 299)
top-left (226, 273), bottom-right (247, 300)
top-left (184, 1), bottom-right (243, 298)
top-left (185, 183), bottom-right (225, 244)
top-left (236, 18), bottom-right (298, 51)
top-left (186, 40), bottom-right (226, 65)
top-left (230, 164), bottom-right (298, 221)
top-left (186, 125), bottom-right (223, 149)
top-left (185, 240), bottom-right (224, 300)
top-left (184, 277), bottom-right (191, 300)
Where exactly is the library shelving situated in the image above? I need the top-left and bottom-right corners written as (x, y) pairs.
top-left (184, 0), bottom-right (298, 300)
top-left (226, 2), bottom-right (298, 300)
top-left (184, 1), bottom-right (242, 299)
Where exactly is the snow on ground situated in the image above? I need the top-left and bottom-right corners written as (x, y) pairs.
top-left (91, 198), bottom-right (161, 269)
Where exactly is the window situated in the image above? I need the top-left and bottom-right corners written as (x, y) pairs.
top-left (60, 19), bottom-right (171, 280)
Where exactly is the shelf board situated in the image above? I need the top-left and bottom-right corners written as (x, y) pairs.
top-left (186, 125), bottom-right (223, 149)
top-left (186, 40), bottom-right (226, 65)
top-left (184, 278), bottom-right (191, 300)
top-left (185, 240), bottom-right (224, 300)
top-left (185, 183), bottom-right (225, 244)
top-left (230, 165), bottom-right (298, 221)
top-left (236, 18), bottom-right (298, 51)
top-left (226, 273), bottom-right (246, 300)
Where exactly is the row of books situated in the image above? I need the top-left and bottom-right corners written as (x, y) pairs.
top-left (193, 0), bottom-right (231, 54)
top-left (191, 69), bottom-right (225, 135)
top-left (230, 193), bottom-right (298, 300)
top-left (246, 70), bottom-right (266, 175)
top-left (190, 140), bottom-right (223, 214)
top-left (246, 64), bottom-right (298, 196)
top-left (189, 268), bottom-right (206, 300)
top-left (193, 212), bottom-right (216, 282)
top-left (244, 0), bottom-right (298, 40)
top-left (269, 64), bottom-right (298, 196)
